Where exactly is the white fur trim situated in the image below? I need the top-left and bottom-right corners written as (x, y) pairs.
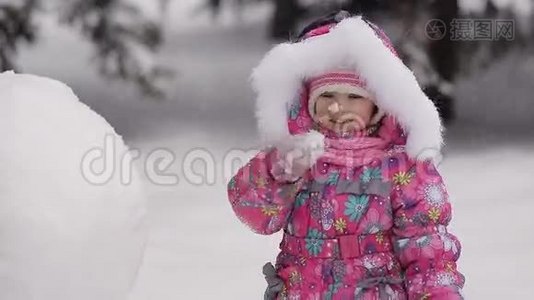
top-left (369, 109), bottom-right (385, 125)
top-left (251, 16), bottom-right (443, 161)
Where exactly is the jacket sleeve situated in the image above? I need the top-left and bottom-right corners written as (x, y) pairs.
top-left (227, 147), bottom-right (304, 235)
top-left (390, 158), bottom-right (465, 299)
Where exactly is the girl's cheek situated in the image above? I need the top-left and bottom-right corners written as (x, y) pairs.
top-left (357, 103), bottom-right (375, 120)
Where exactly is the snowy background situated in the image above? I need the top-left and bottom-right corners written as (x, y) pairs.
top-left (7, 0), bottom-right (534, 299)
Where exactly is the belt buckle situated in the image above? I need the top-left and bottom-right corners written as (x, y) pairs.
top-left (337, 235), bottom-right (360, 259)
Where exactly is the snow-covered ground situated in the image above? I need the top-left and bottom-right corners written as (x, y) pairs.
top-left (15, 4), bottom-right (534, 300)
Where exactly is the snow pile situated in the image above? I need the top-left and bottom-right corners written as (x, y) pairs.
top-left (0, 72), bottom-right (147, 300)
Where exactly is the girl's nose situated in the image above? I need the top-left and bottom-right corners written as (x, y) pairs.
top-left (328, 101), bottom-right (341, 114)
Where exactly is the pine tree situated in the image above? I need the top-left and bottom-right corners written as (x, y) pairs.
top-left (60, 0), bottom-right (168, 97)
top-left (0, 0), bottom-right (38, 70)
top-left (0, 0), bottom-right (167, 97)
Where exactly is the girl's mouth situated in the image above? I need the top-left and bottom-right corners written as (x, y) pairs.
top-left (317, 113), bottom-right (366, 133)
top-left (330, 118), bottom-right (355, 124)
top-left (331, 113), bottom-right (366, 132)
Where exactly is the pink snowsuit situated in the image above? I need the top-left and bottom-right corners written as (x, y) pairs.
top-left (228, 14), bottom-right (465, 300)
top-left (228, 110), bottom-right (464, 300)
top-left (227, 116), bottom-right (465, 299)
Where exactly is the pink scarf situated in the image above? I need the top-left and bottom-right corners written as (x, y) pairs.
top-left (319, 128), bottom-right (390, 167)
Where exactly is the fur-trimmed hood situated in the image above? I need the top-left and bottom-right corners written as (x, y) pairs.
top-left (251, 15), bottom-right (443, 161)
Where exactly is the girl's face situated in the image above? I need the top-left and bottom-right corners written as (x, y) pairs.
top-left (311, 91), bottom-right (376, 135)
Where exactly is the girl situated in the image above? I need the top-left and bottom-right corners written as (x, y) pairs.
top-left (227, 12), bottom-right (465, 300)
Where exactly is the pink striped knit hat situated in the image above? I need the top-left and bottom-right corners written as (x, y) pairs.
top-left (307, 70), bottom-right (385, 125)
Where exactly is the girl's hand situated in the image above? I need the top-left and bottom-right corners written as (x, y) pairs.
top-left (270, 148), bottom-right (309, 182)
top-left (269, 130), bottom-right (325, 182)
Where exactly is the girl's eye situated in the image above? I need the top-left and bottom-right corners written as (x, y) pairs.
top-left (320, 92), bottom-right (334, 98)
top-left (348, 94), bottom-right (363, 99)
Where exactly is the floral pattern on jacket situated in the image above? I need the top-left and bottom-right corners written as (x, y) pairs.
top-left (228, 119), bottom-right (465, 300)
